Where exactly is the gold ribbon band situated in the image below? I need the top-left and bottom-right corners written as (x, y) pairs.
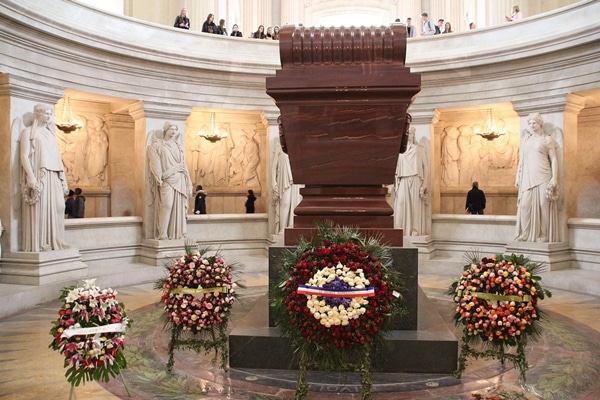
top-left (471, 292), bottom-right (532, 302)
top-left (169, 287), bottom-right (229, 295)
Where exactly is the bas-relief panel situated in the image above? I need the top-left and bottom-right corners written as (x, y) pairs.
top-left (185, 112), bottom-right (266, 214)
top-left (437, 113), bottom-right (520, 215)
top-left (577, 109), bottom-right (600, 218)
top-left (56, 114), bottom-right (109, 188)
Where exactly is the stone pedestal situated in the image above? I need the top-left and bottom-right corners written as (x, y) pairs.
top-left (0, 248), bottom-right (87, 285)
top-left (229, 246), bottom-right (458, 373)
top-left (505, 240), bottom-right (572, 271)
top-left (139, 238), bottom-right (187, 267)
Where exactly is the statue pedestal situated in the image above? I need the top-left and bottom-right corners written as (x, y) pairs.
top-left (505, 241), bottom-right (571, 271)
top-left (140, 239), bottom-right (187, 267)
top-left (0, 248), bottom-right (87, 285)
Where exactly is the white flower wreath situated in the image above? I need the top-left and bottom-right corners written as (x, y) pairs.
top-left (304, 262), bottom-right (371, 328)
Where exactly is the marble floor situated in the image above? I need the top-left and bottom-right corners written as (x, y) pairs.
top-left (1, 256), bottom-right (600, 400)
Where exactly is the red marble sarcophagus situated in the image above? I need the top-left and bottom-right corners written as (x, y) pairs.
top-left (266, 24), bottom-right (421, 245)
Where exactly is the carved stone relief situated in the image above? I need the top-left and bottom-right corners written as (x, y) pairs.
top-left (185, 114), bottom-right (263, 191)
top-left (57, 114), bottom-right (110, 187)
top-left (440, 120), bottom-right (518, 188)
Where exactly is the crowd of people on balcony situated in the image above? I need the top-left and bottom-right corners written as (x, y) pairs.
top-left (174, 8), bottom-right (281, 40)
top-left (174, 5), bottom-right (522, 39)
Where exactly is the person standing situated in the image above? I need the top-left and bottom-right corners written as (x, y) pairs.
top-left (252, 25), bottom-right (266, 39)
top-left (65, 190), bottom-right (75, 218)
top-left (266, 26), bottom-right (274, 39)
top-left (406, 18), bottom-right (416, 38)
top-left (506, 5), bottom-right (523, 22)
top-left (245, 189), bottom-right (256, 213)
top-left (217, 19), bottom-right (227, 35)
top-left (194, 185), bottom-right (207, 214)
top-left (72, 188), bottom-right (86, 218)
top-left (420, 13), bottom-right (436, 36)
top-left (19, 104), bottom-right (69, 251)
top-left (202, 13), bottom-right (217, 34)
top-left (435, 19), bottom-right (444, 34)
top-left (230, 24), bottom-right (243, 37)
top-left (272, 26), bottom-right (281, 40)
top-left (174, 8), bottom-right (190, 30)
top-left (465, 182), bottom-right (486, 215)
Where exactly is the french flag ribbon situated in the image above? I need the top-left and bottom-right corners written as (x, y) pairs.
top-left (297, 285), bottom-right (375, 298)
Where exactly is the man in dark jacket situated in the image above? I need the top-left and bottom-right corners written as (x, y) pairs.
top-left (466, 181), bottom-right (486, 214)
top-left (194, 185), bottom-right (207, 214)
top-left (72, 187), bottom-right (86, 218)
top-left (65, 190), bottom-right (75, 218)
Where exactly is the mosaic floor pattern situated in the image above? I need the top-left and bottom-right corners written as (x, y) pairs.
top-left (1, 277), bottom-right (600, 400)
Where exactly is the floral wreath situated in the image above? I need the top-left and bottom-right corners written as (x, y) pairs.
top-left (49, 279), bottom-right (130, 395)
top-left (156, 243), bottom-right (237, 373)
top-left (449, 252), bottom-right (552, 382)
top-left (272, 223), bottom-right (406, 399)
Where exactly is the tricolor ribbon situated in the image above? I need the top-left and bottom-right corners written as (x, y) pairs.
top-left (61, 323), bottom-right (126, 338)
top-left (169, 287), bottom-right (229, 295)
top-left (297, 285), bottom-right (375, 298)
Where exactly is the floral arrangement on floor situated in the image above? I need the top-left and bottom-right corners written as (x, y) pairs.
top-left (49, 278), bottom-right (130, 399)
top-left (271, 223), bottom-right (406, 400)
top-left (156, 242), bottom-right (237, 373)
top-left (449, 252), bottom-right (552, 382)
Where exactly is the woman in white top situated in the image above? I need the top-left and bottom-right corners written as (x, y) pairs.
top-left (506, 5), bottom-right (523, 22)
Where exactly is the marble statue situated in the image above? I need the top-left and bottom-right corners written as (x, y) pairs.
top-left (515, 113), bottom-right (561, 242)
top-left (272, 137), bottom-right (296, 234)
top-left (147, 122), bottom-right (193, 240)
top-left (18, 104), bottom-right (69, 251)
top-left (393, 127), bottom-right (428, 236)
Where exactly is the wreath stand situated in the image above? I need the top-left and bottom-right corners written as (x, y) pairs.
top-left (166, 324), bottom-right (229, 375)
top-left (455, 336), bottom-right (529, 383)
top-left (295, 351), bottom-right (373, 400)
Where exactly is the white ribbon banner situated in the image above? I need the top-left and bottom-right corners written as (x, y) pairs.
top-left (61, 323), bottom-right (126, 338)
